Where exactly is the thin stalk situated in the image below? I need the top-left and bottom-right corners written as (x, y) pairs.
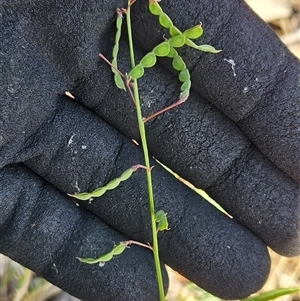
top-left (125, 240), bottom-right (154, 251)
top-left (126, 2), bottom-right (165, 300)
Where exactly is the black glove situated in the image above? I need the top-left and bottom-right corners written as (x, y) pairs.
top-left (1, 0), bottom-right (299, 300)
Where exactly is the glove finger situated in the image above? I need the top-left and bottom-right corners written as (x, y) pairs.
top-left (130, 0), bottom-right (300, 182)
top-left (22, 99), bottom-right (270, 299)
top-left (0, 164), bottom-right (168, 301)
top-left (68, 41), bottom-right (300, 257)
top-left (1, 0), bottom-right (124, 150)
top-left (1, 2), bottom-right (299, 255)
top-left (3, 0), bottom-right (298, 256)
top-left (1, 1), bottom-right (295, 298)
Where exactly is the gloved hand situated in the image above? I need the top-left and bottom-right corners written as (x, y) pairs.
top-left (1, 0), bottom-right (299, 300)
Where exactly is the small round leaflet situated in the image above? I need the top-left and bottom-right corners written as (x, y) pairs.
top-left (140, 52), bottom-right (157, 68)
top-left (183, 24), bottom-right (203, 39)
top-left (153, 41), bottom-right (171, 57)
top-left (168, 35), bottom-right (186, 48)
top-left (129, 65), bottom-right (145, 79)
top-left (159, 12), bottom-right (173, 29)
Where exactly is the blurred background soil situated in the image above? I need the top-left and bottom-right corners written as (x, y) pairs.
top-left (0, 0), bottom-right (299, 300)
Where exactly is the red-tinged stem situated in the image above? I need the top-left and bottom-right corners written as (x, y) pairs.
top-left (143, 96), bottom-right (187, 123)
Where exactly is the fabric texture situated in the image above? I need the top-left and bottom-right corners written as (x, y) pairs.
top-left (1, 0), bottom-right (299, 300)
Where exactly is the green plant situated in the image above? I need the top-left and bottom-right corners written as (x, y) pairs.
top-left (241, 287), bottom-right (300, 301)
top-left (68, 1), bottom-right (299, 301)
top-left (69, 1), bottom-right (218, 300)
top-left (68, 1), bottom-right (219, 300)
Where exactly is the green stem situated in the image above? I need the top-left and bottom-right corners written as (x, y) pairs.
top-left (126, 3), bottom-right (165, 300)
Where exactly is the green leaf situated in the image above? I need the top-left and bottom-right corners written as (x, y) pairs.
top-left (168, 35), bottom-right (186, 48)
top-left (158, 12), bottom-right (173, 29)
top-left (241, 287), bottom-right (300, 301)
top-left (172, 55), bottom-right (186, 71)
top-left (183, 24), bottom-right (203, 39)
top-left (153, 41), bottom-right (171, 57)
top-left (77, 252), bottom-right (113, 264)
top-left (169, 26), bottom-right (181, 36)
top-left (140, 52), bottom-right (157, 68)
top-left (69, 166), bottom-right (137, 200)
top-left (196, 44), bottom-right (222, 53)
top-left (180, 80), bottom-right (191, 93)
top-left (128, 64), bottom-right (145, 79)
top-left (77, 242), bottom-right (127, 264)
top-left (148, 0), bottom-right (220, 55)
top-left (112, 242), bottom-right (127, 255)
top-left (69, 192), bottom-right (92, 201)
top-left (186, 41), bottom-right (222, 53)
top-left (169, 48), bottom-right (191, 104)
top-left (179, 69), bottom-right (189, 82)
top-left (114, 73), bottom-right (125, 90)
top-left (155, 210), bottom-right (169, 231)
top-left (166, 47), bottom-right (177, 58)
top-left (148, 1), bottom-right (162, 16)
top-left (111, 10), bottom-right (126, 90)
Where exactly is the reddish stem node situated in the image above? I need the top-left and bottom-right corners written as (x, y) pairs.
top-left (125, 77), bottom-right (136, 104)
top-left (143, 96), bottom-right (188, 123)
top-left (129, 0), bottom-right (138, 7)
top-left (99, 53), bottom-right (125, 79)
top-left (122, 240), bottom-right (153, 251)
top-left (132, 164), bottom-right (154, 172)
top-left (116, 8), bottom-right (125, 18)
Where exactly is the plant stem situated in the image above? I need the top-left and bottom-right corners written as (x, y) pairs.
top-left (124, 240), bottom-right (154, 251)
top-left (126, 2), bottom-right (165, 300)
